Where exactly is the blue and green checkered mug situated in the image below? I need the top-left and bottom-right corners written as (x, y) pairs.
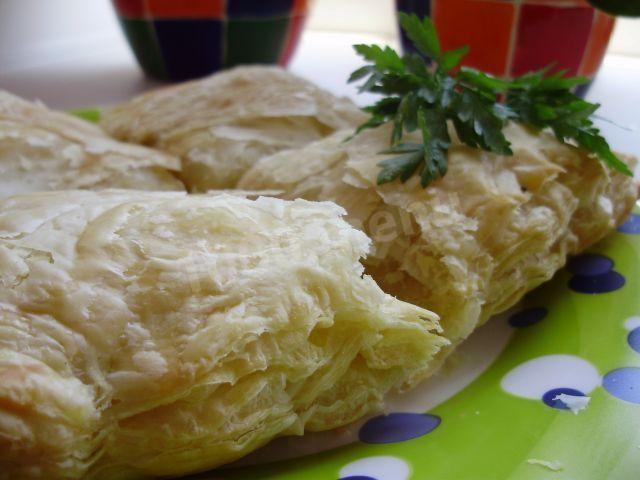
top-left (112, 0), bottom-right (309, 82)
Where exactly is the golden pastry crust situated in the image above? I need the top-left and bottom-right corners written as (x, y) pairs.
top-left (0, 91), bottom-right (183, 198)
top-left (101, 66), bottom-right (367, 191)
top-left (0, 190), bottom-right (445, 479)
top-left (239, 122), bottom-right (638, 343)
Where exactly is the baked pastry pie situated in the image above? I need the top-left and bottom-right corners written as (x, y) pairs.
top-left (0, 190), bottom-right (445, 479)
top-left (240, 122), bottom-right (638, 344)
top-left (101, 66), bottom-right (366, 191)
top-left (0, 91), bottom-right (183, 198)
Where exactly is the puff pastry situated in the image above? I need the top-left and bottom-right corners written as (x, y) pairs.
top-left (240, 122), bottom-right (638, 344)
top-left (0, 91), bottom-right (183, 198)
top-left (0, 190), bottom-right (445, 479)
top-left (101, 66), bottom-right (366, 191)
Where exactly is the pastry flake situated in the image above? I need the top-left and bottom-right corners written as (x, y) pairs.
top-left (101, 66), bottom-right (367, 191)
top-left (240, 122), bottom-right (638, 344)
top-left (0, 190), bottom-right (445, 478)
top-left (0, 91), bottom-right (184, 198)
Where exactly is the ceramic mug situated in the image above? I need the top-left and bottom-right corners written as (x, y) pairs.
top-left (112, 0), bottom-right (309, 82)
top-left (396, 0), bottom-right (615, 91)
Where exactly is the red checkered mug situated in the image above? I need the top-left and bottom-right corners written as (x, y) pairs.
top-left (396, 0), bottom-right (615, 93)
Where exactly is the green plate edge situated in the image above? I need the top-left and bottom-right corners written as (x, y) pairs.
top-left (69, 107), bottom-right (102, 124)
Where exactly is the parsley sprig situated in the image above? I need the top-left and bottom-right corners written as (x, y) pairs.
top-left (349, 13), bottom-right (632, 188)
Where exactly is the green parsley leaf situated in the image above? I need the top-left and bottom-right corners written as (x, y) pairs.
top-left (398, 13), bottom-right (441, 60)
top-left (348, 65), bottom-right (375, 83)
top-left (354, 116), bottom-right (387, 135)
top-left (455, 88), bottom-right (512, 155)
top-left (350, 13), bottom-right (633, 188)
top-left (353, 44), bottom-right (404, 73)
top-left (363, 97), bottom-right (402, 117)
top-left (575, 128), bottom-right (633, 175)
top-left (440, 46), bottom-right (470, 72)
top-left (537, 71), bottom-right (590, 91)
top-left (419, 108), bottom-right (450, 186)
top-left (399, 93), bottom-right (419, 133)
top-left (377, 145), bottom-right (423, 184)
top-left (457, 67), bottom-right (510, 93)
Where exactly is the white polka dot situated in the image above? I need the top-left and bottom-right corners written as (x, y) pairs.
top-left (339, 456), bottom-right (411, 480)
top-left (624, 316), bottom-right (640, 331)
top-left (501, 354), bottom-right (600, 399)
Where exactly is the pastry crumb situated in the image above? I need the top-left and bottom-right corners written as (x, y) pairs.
top-left (553, 394), bottom-right (591, 414)
top-left (527, 458), bottom-right (564, 472)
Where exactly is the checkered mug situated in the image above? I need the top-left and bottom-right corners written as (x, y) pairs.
top-left (396, 0), bottom-right (616, 94)
top-left (112, 0), bottom-right (309, 81)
